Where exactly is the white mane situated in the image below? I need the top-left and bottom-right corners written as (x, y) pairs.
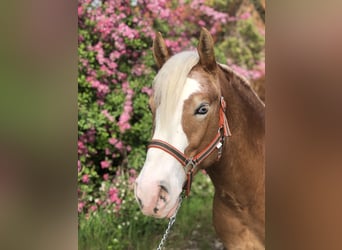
top-left (153, 51), bottom-right (199, 127)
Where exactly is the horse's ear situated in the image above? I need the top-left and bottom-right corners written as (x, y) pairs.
top-left (197, 27), bottom-right (217, 73)
top-left (153, 32), bottom-right (171, 69)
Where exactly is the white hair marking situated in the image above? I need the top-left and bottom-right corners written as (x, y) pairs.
top-left (153, 51), bottom-right (199, 128)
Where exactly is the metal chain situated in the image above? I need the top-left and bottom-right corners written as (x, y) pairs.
top-left (156, 195), bottom-right (184, 250)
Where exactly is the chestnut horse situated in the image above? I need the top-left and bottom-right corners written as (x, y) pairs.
top-left (135, 28), bottom-right (265, 249)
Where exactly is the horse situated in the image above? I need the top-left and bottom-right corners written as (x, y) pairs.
top-left (134, 28), bottom-right (265, 249)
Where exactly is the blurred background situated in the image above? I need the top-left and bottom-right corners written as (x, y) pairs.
top-left (78, 0), bottom-right (265, 249)
top-left (1, 0), bottom-right (342, 250)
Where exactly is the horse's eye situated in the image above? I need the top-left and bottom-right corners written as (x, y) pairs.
top-left (195, 104), bottom-right (209, 115)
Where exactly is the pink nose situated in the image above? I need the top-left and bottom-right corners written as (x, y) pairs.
top-left (135, 181), bottom-right (170, 217)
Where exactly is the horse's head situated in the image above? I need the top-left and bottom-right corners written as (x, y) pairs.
top-left (135, 28), bottom-right (226, 218)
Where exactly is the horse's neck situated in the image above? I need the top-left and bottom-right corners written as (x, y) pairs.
top-left (207, 65), bottom-right (265, 207)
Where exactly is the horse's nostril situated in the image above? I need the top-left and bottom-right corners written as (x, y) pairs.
top-left (159, 195), bottom-right (166, 202)
top-left (159, 184), bottom-right (169, 194)
top-left (159, 184), bottom-right (169, 203)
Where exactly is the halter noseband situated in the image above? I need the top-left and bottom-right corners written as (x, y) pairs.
top-left (147, 97), bottom-right (231, 196)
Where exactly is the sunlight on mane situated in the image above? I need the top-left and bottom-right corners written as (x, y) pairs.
top-left (153, 51), bottom-right (199, 127)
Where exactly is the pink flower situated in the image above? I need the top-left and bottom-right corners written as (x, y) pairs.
top-left (117, 72), bottom-right (127, 81)
top-left (100, 65), bottom-right (113, 75)
top-left (108, 187), bottom-right (121, 204)
top-left (132, 64), bottom-right (145, 76)
top-left (129, 176), bottom-right (136, 184)
top-left (116, 141), bottom-right (123, 150)
top-left (97, 84), bottom-right (110, 95)
top-left (86, 129), bottom-right (96, 143)
top-left (109, 138), bottom-right (124, 153)
top-left (100, 160), bottom-right (111, 169)
top-left (129, 169), bottom-right (136, 176)
top-left (90, 205), bottom-right (98, 212)
top-left (107, 62), bottom-right (117, 70)
top-left (103, 173), bottom-right (109, 181)
top-left (108, 187), bottom-right (118, 196)
top-left (121, 81), bottom-right (129, 91)
top-left (97, 100), bottom-right (104, 106)
top-left (101, 109), bottom-right (114, 122)
top-left (229, 63), bottom-right (264, 81)
top-left (109, 51), bottom-right (121, 60)
top-left (78, 6), bottom-right (83, 16)
top-left (198, 20), bottom-right (205, 26)
top-left (141, 86), bottom-right (153, 96)
top-left (229, 64), bottom-right (250, 79)
top-left (160, 9), bottom-right (171, 19)
top-left (118, 110), bottom-right (132, 132)
top-left (82, 174), bottom-right (90, 183)
top-left (78, 141), bottom-right (87, 155)
top-left (78, 160), bottom-right (82, 172)
top-left (239, 12), bottom-right (251, 20)
top-left (108, 137), bottom-right (118, 145)
top-left (118, 88), bottom-right (133, 133)
top-left (78, 202), bottom-right (85, 213)
top-left (119, 113), bottom-right (130, 123)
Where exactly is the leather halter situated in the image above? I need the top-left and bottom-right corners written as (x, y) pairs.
top-left (147, 97), bottom-right (231, 196)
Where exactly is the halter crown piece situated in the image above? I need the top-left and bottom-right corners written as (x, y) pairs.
top-left (148, 96), bottom-right (232, 196)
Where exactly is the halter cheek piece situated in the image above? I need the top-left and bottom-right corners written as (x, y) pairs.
top-left (147, 97), bottom-right (232, 196)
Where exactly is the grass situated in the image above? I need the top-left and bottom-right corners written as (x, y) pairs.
top-left (163, 195), bottom-right (221, 250)
top-left (79, 174), bottom-right (222, 250)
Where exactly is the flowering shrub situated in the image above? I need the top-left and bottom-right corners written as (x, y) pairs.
top-left (78, 0), bottom-right (264, 226)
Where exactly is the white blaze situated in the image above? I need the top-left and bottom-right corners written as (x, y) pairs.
top-left (136, 77), bottom-right (201, 214)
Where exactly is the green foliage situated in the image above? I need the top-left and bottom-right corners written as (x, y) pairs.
top-left (218, 19), bottom-right (265, 68)
top-left (78, 0), bottom-right (264, 248)
top-left (238, 19), bottom-right (265, 61)
top-left (79, 173), bottom-right (215, 250)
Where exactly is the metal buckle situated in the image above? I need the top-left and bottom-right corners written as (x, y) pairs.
top-left (184, 158), bottom-right (196, 173)
top-left (184, 158), bottom-right (196, 197)
top-left (220, 96), bottom-right (226, 111)
top-left (217, 138), bottom-right (223, 160)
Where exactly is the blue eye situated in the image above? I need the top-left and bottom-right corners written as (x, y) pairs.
top-left (195, 104), bottom-right (209, 115)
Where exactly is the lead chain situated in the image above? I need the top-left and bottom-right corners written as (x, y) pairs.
top-left (156, 195), bottom-right (184, 250)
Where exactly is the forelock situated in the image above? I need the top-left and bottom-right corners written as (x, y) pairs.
top-left (153, 51), bottom-right (200, 127)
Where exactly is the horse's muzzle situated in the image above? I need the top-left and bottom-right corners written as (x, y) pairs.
top-left (135, 181), bottom-right (175, 218)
